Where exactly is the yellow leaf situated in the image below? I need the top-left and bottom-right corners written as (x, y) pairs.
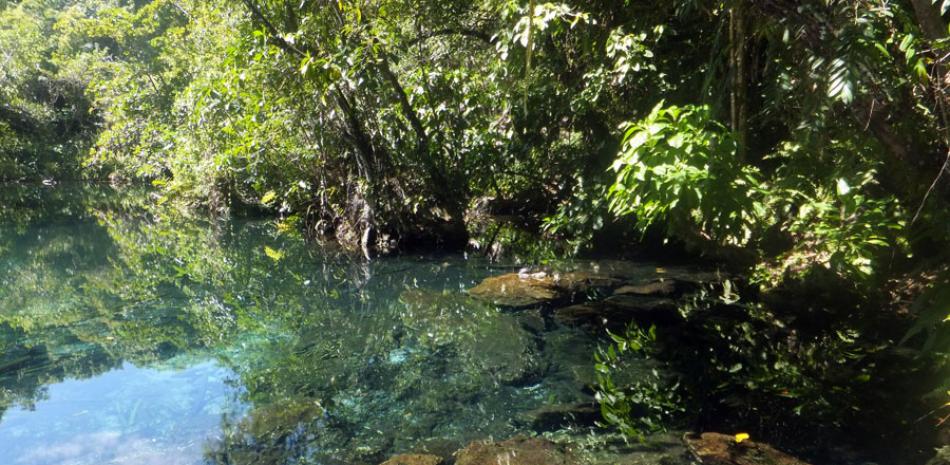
top-left (261, 190), bottom-right (277, 205)
top-left (264, 246), bottom-right (284, 262)
top-left (734, 433), bottom-right (750, 444)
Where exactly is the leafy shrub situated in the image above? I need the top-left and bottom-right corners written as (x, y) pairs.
top-left (594, 324), bottom-right (684, 440)
top-left (608, 103), bottom-right (769, 248)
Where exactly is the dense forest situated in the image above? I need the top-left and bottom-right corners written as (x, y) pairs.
top-left (2, 0), bottom-right (950, 464)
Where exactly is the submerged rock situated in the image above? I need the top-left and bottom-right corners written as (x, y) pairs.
top-left (604, 294), bottom-right (678, 312)
top-left (397, 288), bottom-right (543, 386)
top-left (564, 431), bottom-right (692, 465)
top-left (467, 271), bottom-right (620, 308)
top-left (554, 295), bottom-right (679, 328)
top-left (521, 402), bottom-right (600, 431)
top-left (467, 272), bottom-right (561, 307)
top-left (553, 302), bottom-right (607, 327)
top-left (379, 453), bottom-right (443, 465)
top-left (614, 279), bottom-right (677, 296)
top-left (927, 447), bottom-right (950, 465)
top-left (455, 436), bottom-right (577, 465)
top-left (468, 262), bottom-right (727, 310)
top-left (685, 433), bottom-right (812, 465)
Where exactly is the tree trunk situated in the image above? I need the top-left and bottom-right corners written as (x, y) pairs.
top-left (909, 0), bottom-right (947, 41)
top-left (377, 55), bottom-right (467, 232)
top-left (730, 0), bottom-right (749, 161)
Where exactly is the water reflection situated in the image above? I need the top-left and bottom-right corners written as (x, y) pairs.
top-left (0, 185), bottom-right (603, 464)
top-left (0, 361), bottom-right (237, 465)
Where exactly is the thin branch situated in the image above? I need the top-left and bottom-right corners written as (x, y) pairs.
top-left (406, 28), bottom-right (493, 47)
top-left (912, 149), bottom-right (950, 226)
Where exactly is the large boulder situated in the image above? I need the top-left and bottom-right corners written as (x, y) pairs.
top-left (379, 454), bottom-right (443, 465)
top-left (455, 436), bottom-right (577, 465)
top-left (685, 433), bottom-right (812, 465)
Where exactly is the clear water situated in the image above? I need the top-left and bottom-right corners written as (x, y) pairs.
top-left (0, 185), bottom-right (648, 465)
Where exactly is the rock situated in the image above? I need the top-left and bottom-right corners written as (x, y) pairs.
top-left (568, 260), bottom-right (726, 283)
top-left (397, 288), bottom-right (543, 386)
top-left (535, 329), bottom-right (599, 391)
top-left (467, 262), bottom-right (729, 309)
top-left (241, 397), bottom-right (324, 441)
top-left (554, 295), bottom-right (679, 328)
top-left (685, 433), bottom-right (812, 465)
top-left (602, 295), bottom-right (680, 324)
top-left (614, 280), bottom-right (677, 296)
top-left (467, 271), bottom-right (621, 308)
top-left (603, 294), bottom-right (677, 312)
top-left (467, 261), bottom-right (728, 309)
top-left (554, 302), bottom-right (607, 327)
top-left (517, 308), bottom-right (547, 334)
top-left (467, 272), bottom-right (561, 307)
top-left (379, 454), bottom-right (443, 465)
top-left (455, 436), bottom-right (577, 465)
top-left (927, 447), bottom-right (950, 465)
top-left (571, 431), bottom-right (691, 465)
top-left (522, 402), bottom-right (600, 431)
top-left (409, 439), bottom-right (465, 463)
top-left (660, 269), bottom-right (729, 286)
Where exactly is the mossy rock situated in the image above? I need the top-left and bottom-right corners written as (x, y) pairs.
top-left (467, 271), bottom-right (621, 308)
top-left (379, 453), bottom-right (443, 465)
top-left (454, 436), bottom-right (578, 465)
top-left (685, 433), bottom-right (812, 465)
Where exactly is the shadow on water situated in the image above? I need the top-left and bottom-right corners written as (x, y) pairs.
top-left (0, 184), bottom-right (616, 465)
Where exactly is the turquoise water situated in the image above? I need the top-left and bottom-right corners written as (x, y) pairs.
top-left (0, 186), bottom-right (628, 465)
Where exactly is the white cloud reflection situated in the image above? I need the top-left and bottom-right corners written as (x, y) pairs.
top-left (17, 430), bottom-right (201, 465)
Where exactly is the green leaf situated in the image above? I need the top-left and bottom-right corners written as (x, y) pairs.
top-left (626, 130), bottom-right (649, 150)
top-left (668, 132), bottom-right (686, 149)
top-left (264, 246), bottom-right (284, 262)
top-left (261, 190), bottom-right (277, 205)
top-left (836, 178), bottom-right (851, 196)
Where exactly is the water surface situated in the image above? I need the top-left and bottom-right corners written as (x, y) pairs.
top-left (0, 185), bottom-right (630, 465)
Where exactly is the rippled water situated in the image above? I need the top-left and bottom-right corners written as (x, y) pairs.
top-left (0, 185), bottom-right (664, 465)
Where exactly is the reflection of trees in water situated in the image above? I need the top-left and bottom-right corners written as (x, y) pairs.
top-left (0, 186), bottom-right (235, 422)
top-left (0, 186), bottom-right (580, 464)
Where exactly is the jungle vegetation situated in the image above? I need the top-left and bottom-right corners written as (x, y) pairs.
top-left (2, 0), bottom-right (950, 461)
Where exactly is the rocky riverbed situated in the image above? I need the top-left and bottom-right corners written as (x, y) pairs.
top-left (377, 431), bottom-right (820, 465)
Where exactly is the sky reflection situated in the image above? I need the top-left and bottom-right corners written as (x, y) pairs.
top-left (0, 361), bottom-right (241, 465)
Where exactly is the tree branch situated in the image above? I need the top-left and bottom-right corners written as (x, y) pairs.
top-left (406, 28), bottom-right (493, 48)
top-left (240, 0), bottom-right (307, 57)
